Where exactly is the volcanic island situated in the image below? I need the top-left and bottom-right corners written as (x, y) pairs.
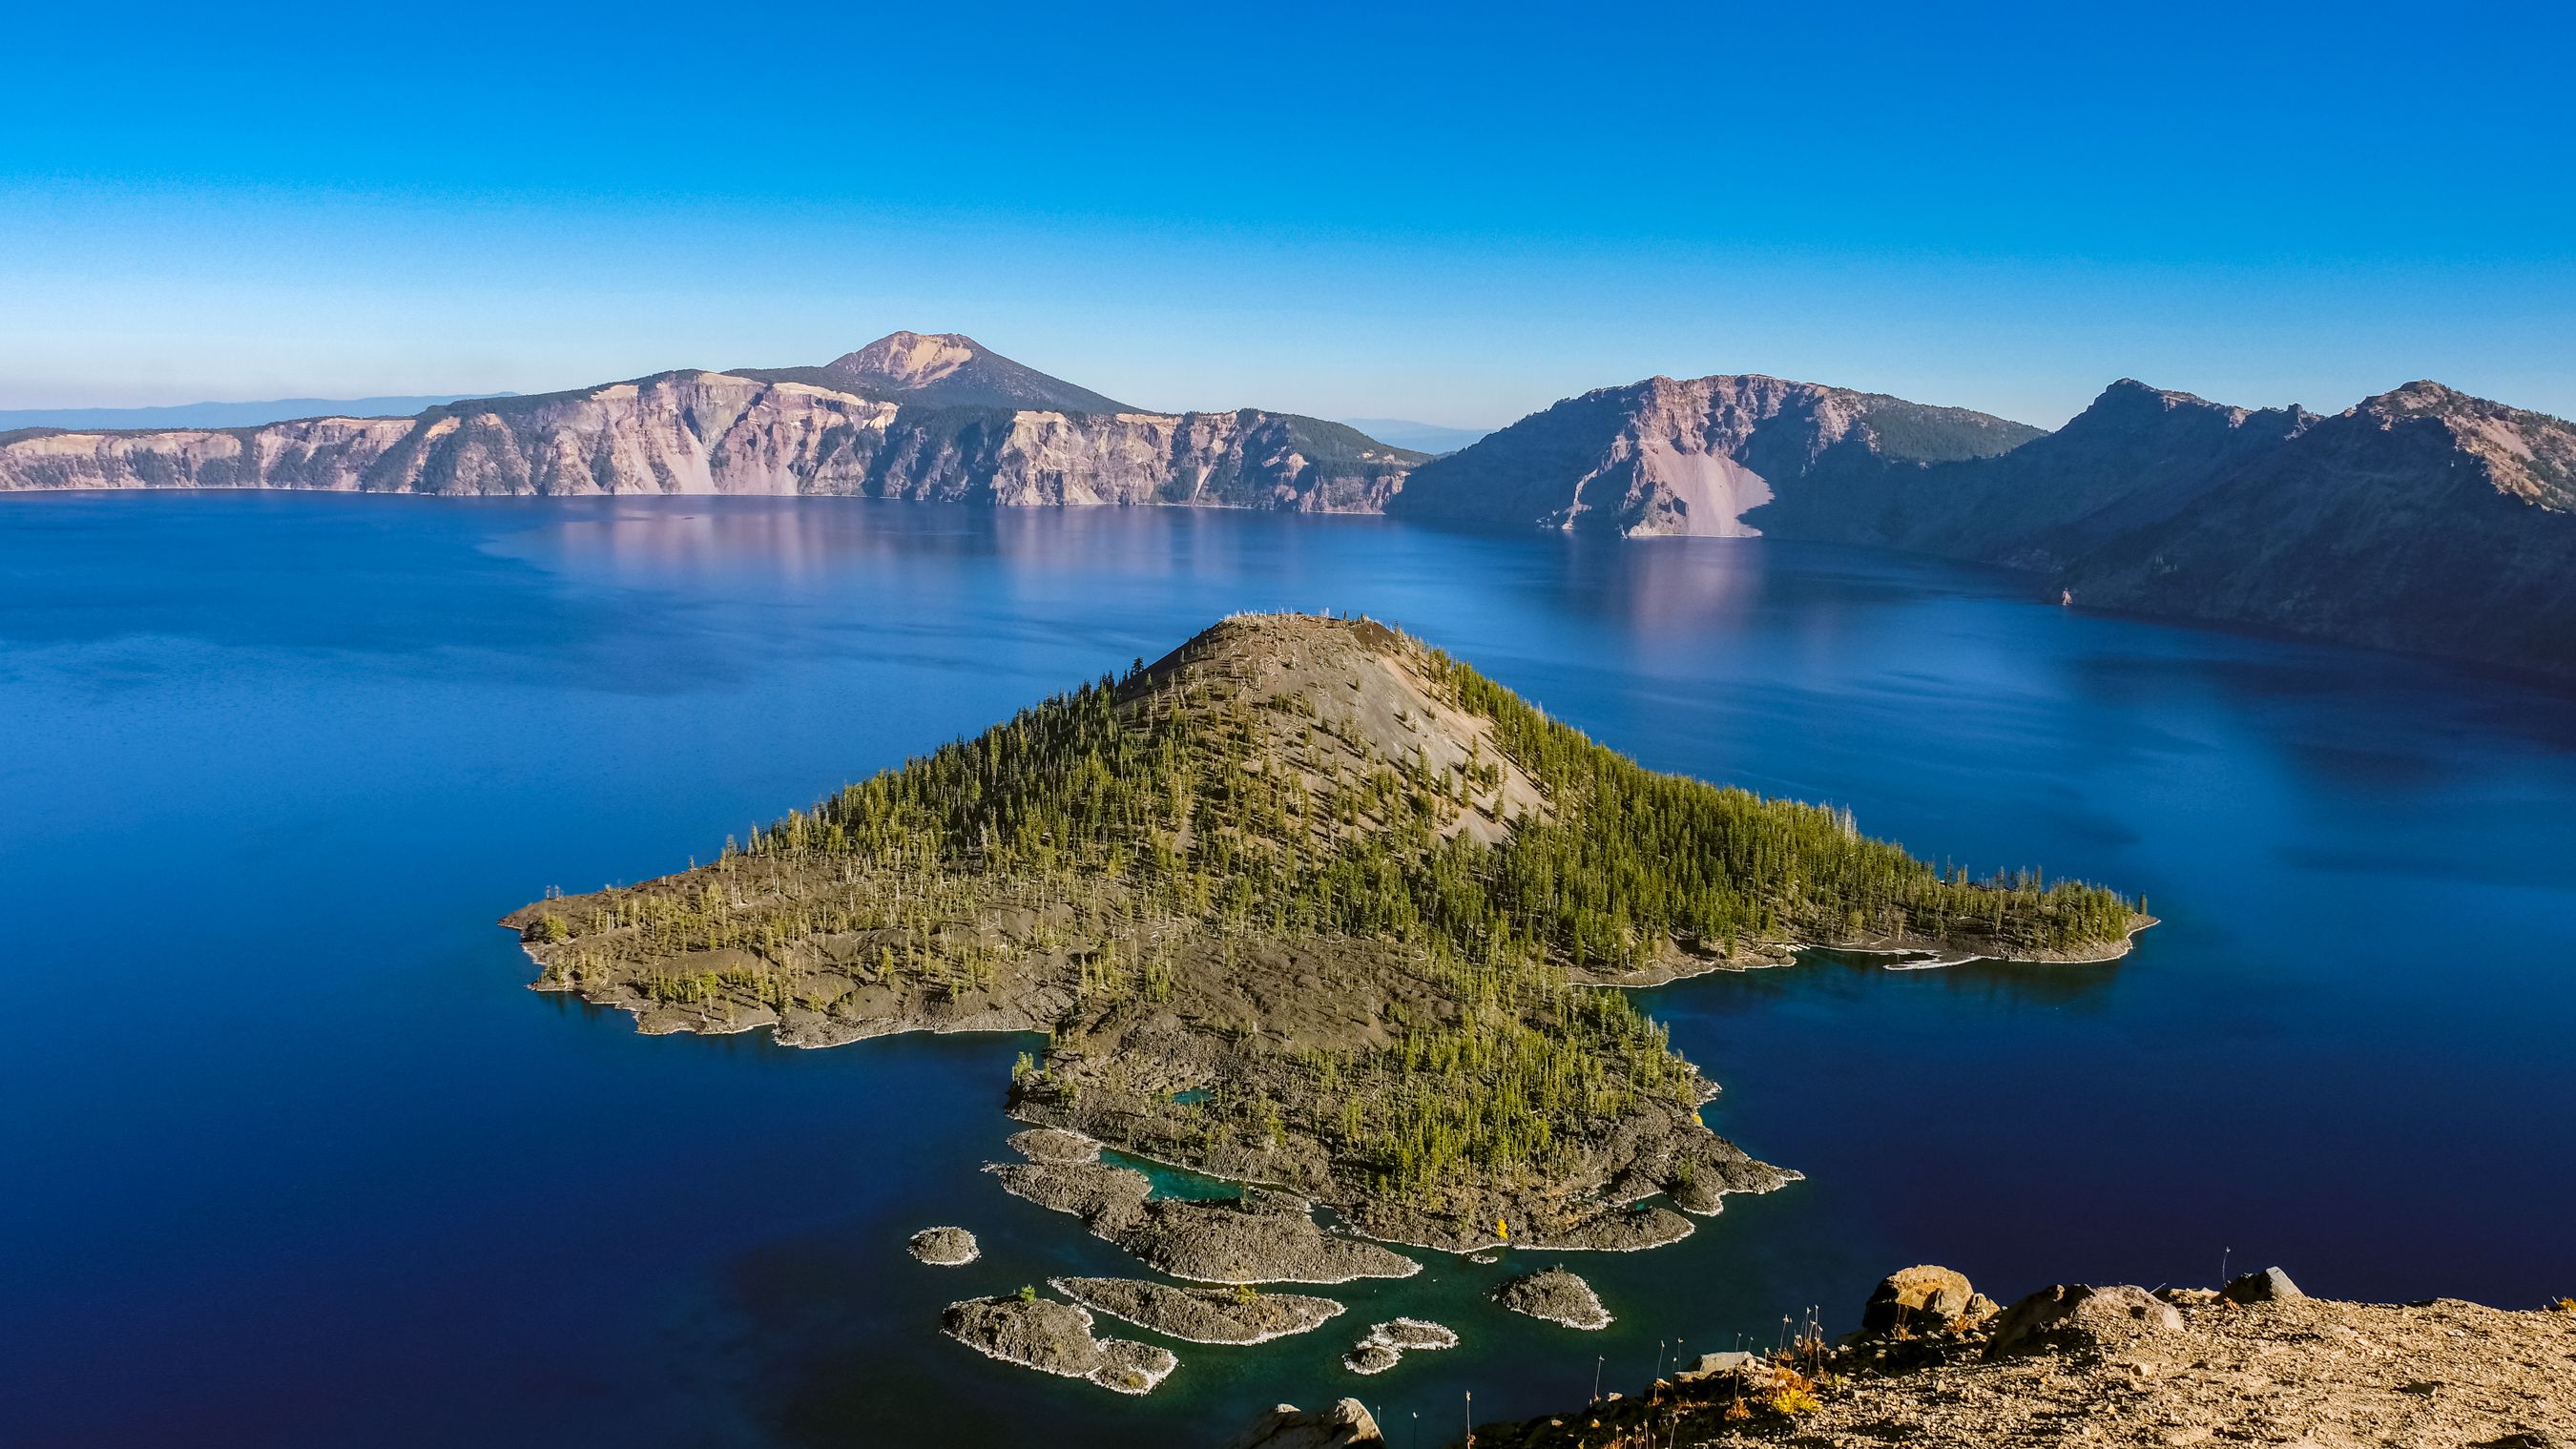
top-left (504, 613), bottom-right (2147, 1384)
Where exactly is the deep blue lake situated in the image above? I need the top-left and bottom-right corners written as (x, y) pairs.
top-left (4, 493), bottom-right (2572, 1448)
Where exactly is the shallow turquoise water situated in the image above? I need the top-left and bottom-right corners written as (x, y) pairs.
top-left (2, 493), bottom-right (2571, 1448)
top-left (1098, 1150), bottom-right (1246, 1203)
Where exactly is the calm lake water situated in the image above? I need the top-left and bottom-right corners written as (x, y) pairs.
top-left (4, 493), bottom-right (2572, 1448)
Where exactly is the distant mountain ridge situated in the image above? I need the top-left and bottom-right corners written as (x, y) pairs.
top-left (0, 335), bottom-right (1423, 512)
top-left (6, 338), bottom-right (2573, 679)
top-left (0, 394), bottom-right (516, 431)
top-left (1723, 377), bottom-right (2576, 673)
top-left (1399, 368), bottom-right (2576, 678)
top-left (1339, 417), bottom-right (1492, 454)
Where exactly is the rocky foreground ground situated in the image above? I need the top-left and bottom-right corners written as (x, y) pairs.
top-left (1441, 1266), bottom-right (2575, 1449)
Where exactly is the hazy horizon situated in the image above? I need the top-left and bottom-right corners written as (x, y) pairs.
top-left (6, 1), bottom-right (2569, 428)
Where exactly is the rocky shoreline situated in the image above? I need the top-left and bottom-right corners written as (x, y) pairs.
top-left (1007, 1127), bottom-right (1102, 1164)
top-left (1571, 918), bottom-right (2155, 991)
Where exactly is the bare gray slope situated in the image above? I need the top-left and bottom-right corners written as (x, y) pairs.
top-left (745, 330), bottom-right (1138, 413)
top-left (1387, 373), bottom-right (2042, 536)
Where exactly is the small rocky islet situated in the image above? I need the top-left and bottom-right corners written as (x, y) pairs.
top-left (1342, 1316), bottom-right (1460, 1376)
top-left (1494, 1267), bottom-right (1613, 1330)
top-left (906, 1225), bottom-right (979, 1266)
top-left (939, 1293), bottom-right (1175, 1396)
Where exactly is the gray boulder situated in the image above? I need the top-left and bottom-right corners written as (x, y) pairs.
top-left (1686, 1350), bottom-right (1759, 1377)
top-left (1860, 1264), bottom-right (1977, 1335)
top-left (2223, 1267), bottom-right (2303, 1304)
top-left (1988, 1284), bottom-right (2184, 1356)
top-left (1220, 1398), bottom-right (1384, 1448)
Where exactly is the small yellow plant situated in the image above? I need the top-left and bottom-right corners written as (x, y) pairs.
top-left (1755, 1364), bottom-right (1824, 1418)
top-left (1767, 1385), bottom-right (1822, 1416)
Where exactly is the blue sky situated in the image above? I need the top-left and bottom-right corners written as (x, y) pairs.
top-left (4, 1), bottom-right (2569, 427)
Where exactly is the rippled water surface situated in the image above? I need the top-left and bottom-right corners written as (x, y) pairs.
top-left (5, 494), bottom-right (2572, 1448)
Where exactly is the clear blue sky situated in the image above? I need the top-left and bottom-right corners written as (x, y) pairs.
top-left (5, 1), bottom-right (2569, 427)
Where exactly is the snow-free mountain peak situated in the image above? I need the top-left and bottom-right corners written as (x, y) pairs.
top-left (815, 331), bottom-right (1137, 413)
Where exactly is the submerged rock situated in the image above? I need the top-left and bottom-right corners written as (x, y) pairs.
top-left (940, 1293), bottom-right (1177, 1395)
top-left (1222, 1397), bottom-right (1384, 1447)
top-left (1051, 1276), bottom-right (1344, 1344)
top-left (1861, 1264), bottom-right (1977, 1335)
top-left (907, 1226), bottom-right (980, 1266)
top-left (1495, 1268), bottom-right (1612, 1329)
top-left (1989, 1284), bottom-right (2183, 1356)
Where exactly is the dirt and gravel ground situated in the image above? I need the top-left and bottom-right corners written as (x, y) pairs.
top-left (1476, 1276), bottom-right (2576, 1448)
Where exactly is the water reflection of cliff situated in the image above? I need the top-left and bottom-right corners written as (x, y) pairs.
top-left (1548, 533), bottom-right (1769, 642)
top-left (530, 496), bottom-right (1408, 594)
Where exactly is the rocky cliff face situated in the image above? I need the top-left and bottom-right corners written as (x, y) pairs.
top-left (1386, 373), bottom-right (2044, 536)
top-left (1392, 367), bottom-right (2576, 679)
top-left (2039, 383), bottom-right (2576, 673)
top-left (1741, 378), bottom-right (2576, 676)
top-left (1739, 379), bottom-right (2313, 567)
top-left (0, 341), bottom-right (1422, 511)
